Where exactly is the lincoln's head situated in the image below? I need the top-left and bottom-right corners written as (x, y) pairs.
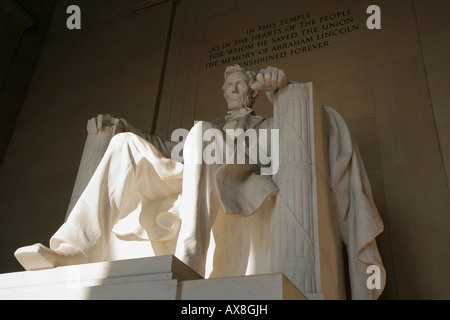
top-left (222, 65), bottom-right (258, 111)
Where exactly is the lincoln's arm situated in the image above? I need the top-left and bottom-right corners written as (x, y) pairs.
top-left (87, 114), bottom-right (176, 158)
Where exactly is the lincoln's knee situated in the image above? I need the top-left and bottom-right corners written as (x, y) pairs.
top-left (187, 121), bottom-right (221, 140)
top-left (195, 120), bottom-right (220, 131)
top-left (108, 132), bottom-right (140, 152)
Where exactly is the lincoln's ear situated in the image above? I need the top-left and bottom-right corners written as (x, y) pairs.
top-left (252, 89), bottom-right (259, 98)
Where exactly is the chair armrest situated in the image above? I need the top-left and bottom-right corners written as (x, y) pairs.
top-left (64, 124), bottom-right (124, 221)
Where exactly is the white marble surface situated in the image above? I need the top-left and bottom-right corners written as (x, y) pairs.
top-left (181, 273), bottom-right (307, 300)
top-left (0, 255), bottom-right (200, 298)
top-left (0, 255), bottom-right (307, 300)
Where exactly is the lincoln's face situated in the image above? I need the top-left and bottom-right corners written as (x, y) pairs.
top-left (222, 71), bottom-right (253, 111)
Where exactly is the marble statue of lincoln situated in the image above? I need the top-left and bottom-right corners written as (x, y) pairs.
top-left (15, 65), bottom-right (288, 276)
top-left (14, 65), bottom-right (386, 299)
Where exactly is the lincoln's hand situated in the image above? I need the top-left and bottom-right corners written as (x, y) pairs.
top-left (250, 66), bottom-right (288, 92)
top-left (87, 113), bottom-right (126, 134)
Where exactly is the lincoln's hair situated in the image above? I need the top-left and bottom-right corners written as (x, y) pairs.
top-left (223, 65), bottom-right (256, 85)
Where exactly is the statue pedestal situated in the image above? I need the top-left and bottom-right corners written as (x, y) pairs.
top-left (0, 255), bottom-right (307, 300)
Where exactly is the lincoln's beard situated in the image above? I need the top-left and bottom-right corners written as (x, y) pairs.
top-left (226, 94), bottom-right (253, 111)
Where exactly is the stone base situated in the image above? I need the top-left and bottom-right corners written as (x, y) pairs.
top-left (180, 273), bottom-right (307, 300)
top-left (0, 255), bottom-right (307, 300)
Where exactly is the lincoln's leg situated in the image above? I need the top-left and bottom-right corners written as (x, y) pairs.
top-left (15, 133), bottom-right (182, 270)
top-left (175, 121), bottom-right (223, 277)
